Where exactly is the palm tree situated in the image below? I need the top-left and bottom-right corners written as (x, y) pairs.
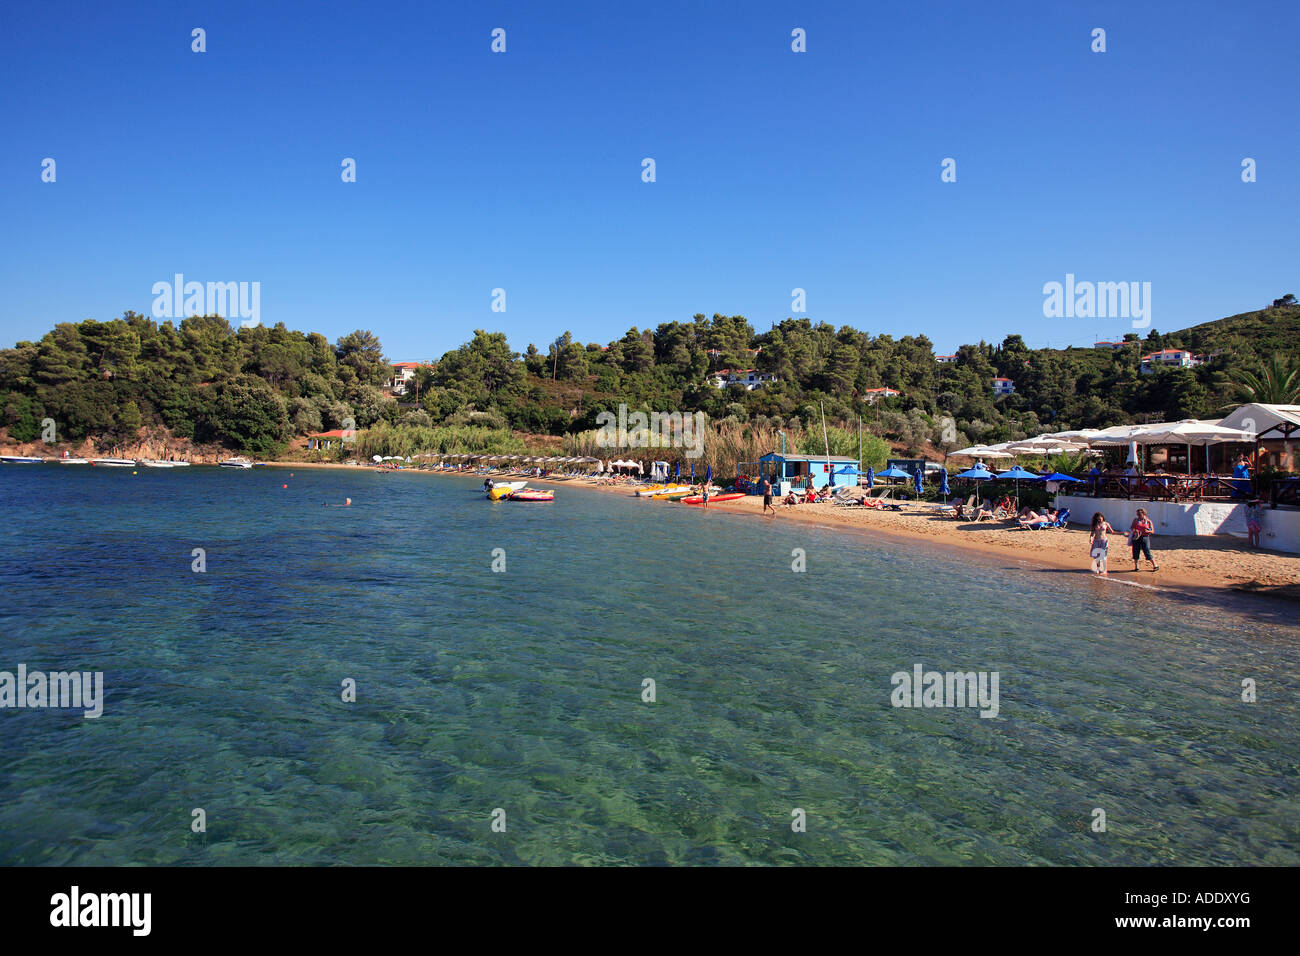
top-left (1223, 353), bottom-right (1300, 409)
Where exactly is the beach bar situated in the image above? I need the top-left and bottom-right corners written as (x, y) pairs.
top-left (751, 452), bottom-right (861, 495)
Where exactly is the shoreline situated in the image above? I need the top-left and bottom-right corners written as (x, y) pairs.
top-left (267, 461), bottom-right (1300, 610)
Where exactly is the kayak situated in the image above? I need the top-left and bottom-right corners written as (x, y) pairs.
top-left (650, 486), bottom-right (693, 500)
top-left (511, 490), bottom-right (554, 502)
top-left (681, 492), bottom-right (745, 505)
top-left (634, 484), bottom-right (672, 497)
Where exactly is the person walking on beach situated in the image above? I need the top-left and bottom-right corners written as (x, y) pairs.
top-left (761, 477), bottom-right (775, 514)
top-left (1129, 508), bottom-right (1158, 572)
top-left (1089, 512), bottom-right (1117, 576)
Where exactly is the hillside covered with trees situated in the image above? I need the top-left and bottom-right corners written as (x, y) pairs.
top-left (1, 298), bottom-right (1296, 462)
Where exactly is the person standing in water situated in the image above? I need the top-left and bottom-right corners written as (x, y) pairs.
top-left (1089, 512), bottom-right (1116, 576)
top-left (761, 477), bottom-right (774, 514)
top-left (1129, 508), bottom-right (1158, 572)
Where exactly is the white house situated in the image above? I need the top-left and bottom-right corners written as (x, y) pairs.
top-left (935, 354), bottom-right (957, 364)
top-left (1140, 349), bottom-right (1197, 373)
top-left (388, 361), bottom-right (425, 394)
top-left (862, 387), bottom-right (901, 404)
top-left (711, 369), bottom-right (779, 390)
top-left (1094, 341), bottom-right (1126, 351)
top-left (992, 377), bottom-right (1015, 396)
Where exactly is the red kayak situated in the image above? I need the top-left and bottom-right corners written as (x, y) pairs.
top-left (681, 492), bottom-right (745, 505)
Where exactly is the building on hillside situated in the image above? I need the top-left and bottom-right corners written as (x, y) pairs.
top-left (307, 429), bottom-right (353, 450)
top-left (935, 354), bottom-right (957, 363)
top-left (1140, 349), bottom-right (1198, 373)
top-left (387, 361), bottom-right (427, 395)
top-left (862, 387), bottom-right (901, 404)
top-left (1093, 341), bottom-right (1126, 350)
top-left (992, 377), bottom-right (1015, 396)
top-left (710, 369), bottom-right (779, 390)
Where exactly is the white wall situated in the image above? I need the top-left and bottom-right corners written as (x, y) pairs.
top-left (1054, 495), bottom-right (1300, 555)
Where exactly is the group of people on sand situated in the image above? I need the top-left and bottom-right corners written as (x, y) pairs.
top-left (758, 476), bottom-right (831, 513)
top-left (1087, 509), bottom-right (1158, 576)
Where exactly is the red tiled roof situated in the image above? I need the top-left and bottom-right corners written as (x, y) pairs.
top-left (308, 429), bottom-right (352, 438)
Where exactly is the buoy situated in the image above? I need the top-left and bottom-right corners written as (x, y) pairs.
top-left (282, 484), bottom-right (287, 489)
top-left (345, 498), bottom-right (351, 506)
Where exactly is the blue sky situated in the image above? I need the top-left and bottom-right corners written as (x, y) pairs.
top-left (1, 0), bottom-right (1296, 361)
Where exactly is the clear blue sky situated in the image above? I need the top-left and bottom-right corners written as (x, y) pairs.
top-left (1, 0), bottom-right (1295, 361)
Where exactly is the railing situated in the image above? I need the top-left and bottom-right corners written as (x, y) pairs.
top-left (1079, 473), bottom-right (1253, 502)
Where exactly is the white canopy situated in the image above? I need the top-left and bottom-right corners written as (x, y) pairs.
top-left (1218, 403), bottom-right (1300, 439)
top-left (1005, 435), bottom-right (1089, 453)
top-left (950, 444), bottom-right (1014, 459)
top-left (1133, 420), bottom-right (1257, 445)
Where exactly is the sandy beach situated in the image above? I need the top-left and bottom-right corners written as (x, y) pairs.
top-left (270, 461), bottom-right (1300, 605)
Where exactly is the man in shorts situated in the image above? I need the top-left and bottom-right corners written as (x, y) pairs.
top-left (761, 477), bottom-right (774, 514)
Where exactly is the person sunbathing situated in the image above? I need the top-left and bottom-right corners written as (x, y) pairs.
top-left (970, 498), bottom-right (997, 521)
top-left (1019, 508), bottom-right (1058, 529)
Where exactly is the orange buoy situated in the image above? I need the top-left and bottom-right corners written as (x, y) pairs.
top-left (345, 498), bottom-right (351, 506)
top-left (282, 484), bottom-right (288, 489)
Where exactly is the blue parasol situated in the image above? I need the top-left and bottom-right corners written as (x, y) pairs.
top-left (1043, 472), bottom-right (1083, 482)
top-left (865, 467), bottom-right (874, 489)
top-left (705, 464), bottom-right (712, 486)
top-left (955, 465), bottom-right (995, 501)
top-left (913, 465), bottom-right (924, 496)
top-left (690, 462), bottom-right (695, 482)
top-left (674, 461), bottom-right (681, 480)
top-left (876, 466), bottom-right (912, 480)
top-left (939, 468), bottom-right (950, 497)
top-left (997, 465), bottom-right (1042, 503)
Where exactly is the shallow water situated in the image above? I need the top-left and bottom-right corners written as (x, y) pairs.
top-left (0, 466), bottom-right (1296, 865)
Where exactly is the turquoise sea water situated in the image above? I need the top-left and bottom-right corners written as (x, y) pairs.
top-left (0, 465), bottom-right (1296, 866)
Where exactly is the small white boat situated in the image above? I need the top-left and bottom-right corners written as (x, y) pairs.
top-left (91, 458), bottom-right (136, 467)
top-left (0, 455), bottom-right (43, 464)
top-left (59, 458), bottom-right (90, 465)
top-left (219, 457), bottom-right (253, 469)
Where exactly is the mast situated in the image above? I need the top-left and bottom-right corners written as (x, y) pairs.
top-left (821, 402), bottom-right (832, 488)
